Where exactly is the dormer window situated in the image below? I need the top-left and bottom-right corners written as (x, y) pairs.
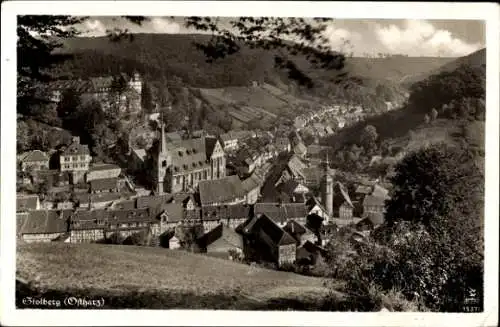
top-left (183, 164), bottom-right (188, 169)
top-left (178, 151), bottom-right (183, 156)
top-left (186, 150), bottom-right (191, 155)
top-left (192, 149), bottom-right (197, 154)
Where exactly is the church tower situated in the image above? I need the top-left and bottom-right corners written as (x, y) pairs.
top-left (321, 152), bottom-right (333, 217)
top-left (156, 118), bottom-right (171, 194)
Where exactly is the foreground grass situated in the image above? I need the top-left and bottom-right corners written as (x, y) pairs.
top-left (17, 242), bottom-right (345, 310)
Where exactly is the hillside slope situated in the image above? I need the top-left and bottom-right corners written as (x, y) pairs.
top-left (55, 34), bottom-right (455, 87)
top-left (401, 48), bottom-right (485, 86)
top-left (17, 242), bottom-right (341, 310)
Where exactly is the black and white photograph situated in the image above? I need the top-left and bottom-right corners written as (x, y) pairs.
top-left (1, 1), bottom-right (498, 326)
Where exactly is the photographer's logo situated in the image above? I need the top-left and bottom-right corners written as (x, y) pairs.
top-left (462, 288), bottom-right (481, 313)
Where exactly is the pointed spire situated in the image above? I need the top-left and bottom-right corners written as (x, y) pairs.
top-left (325, 150), bottom-right (330, 173)
top-left (160, 111), bottom-right (166, 153)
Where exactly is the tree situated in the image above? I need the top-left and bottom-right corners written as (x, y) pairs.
top-left (141, 81), bottom-right (155, 114)
top-left (17, 16), bottom-right (85, 110)
top-left (118, 16), bottom-right (347, 88)
top-left (385, 143), bottom-right (483, 229)
top-left (57, 87), bottom-right (81, 120)
top-left (360, 125), bottom-right (378, 153)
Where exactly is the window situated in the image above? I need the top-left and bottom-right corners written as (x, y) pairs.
top-left (162, 160), bottom-right (167, 167)
top-left (64, 157), bottom-right (69, 162)
top-left (80, 156), bottom-right (85, 161)
top-left (64, 164), bottom-right (70, 169)
top-left (73, 164), bottom-right (78, 169)
top-left (73, 156), bottom-right (78, 161)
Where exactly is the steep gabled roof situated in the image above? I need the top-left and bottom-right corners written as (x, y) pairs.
top-left (89, 163), bottom-right (121, 172)
top-left (160, 202), bottom-right (184, 223)
top-left (167, 137), bottom-right (211, 173)
top-left (254, 203), bottom-right (308, 224)
top-left (199, 223), bottom-right (244, 249)
top-left (198, 175), bottom-right (245, 205)
top-left (205, 136), bottom-right (219, 158)
top-left (62, 137), bottom-right (90, 156)
top-left (89, 178), bottom-right (118, 192)
top-left (201, 204), bottom-right (251, 221)
top-left (241, 173), bottom-right (263, 192)
top-left (17, 195), bottom-right (39, 212)
top-left (334, 182), bottom-right (354, 208)
top-left (19, 150), bottom-right (49, 163)
top-left (283, 219), bottom-right (307, 236)
top-left (18, 210), bottom-right (70, 234)
top-left (136, 194), bottom-right (173, 210)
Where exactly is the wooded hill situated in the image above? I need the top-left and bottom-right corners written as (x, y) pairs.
top-left (322, 49), bottom-right (486, 176)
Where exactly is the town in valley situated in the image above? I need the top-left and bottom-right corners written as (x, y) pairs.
top-left (14, 15), bottom-right (486, 312)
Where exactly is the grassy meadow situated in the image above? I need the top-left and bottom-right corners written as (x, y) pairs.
top-left (16, 242), bottom-right (345, 310)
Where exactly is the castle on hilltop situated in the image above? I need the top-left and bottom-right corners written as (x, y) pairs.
top-left (49, 72), bottom-right (143, 114)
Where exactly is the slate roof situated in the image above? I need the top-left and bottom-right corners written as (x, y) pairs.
top-left (73, 208), bottom-right (152, 224)
top-left (171, 193), bottom-right (196, 207)
top-left (90, 192), bottom-right (121, 204)
top-left (89, 178), bottom-right (118, 192)
top-left (62, 137), bottom-right (90, 156)
top-left (111, 199), bottom-right (136, 210)
top-left (18, 150), bottom-right (48, 163)
top-left (254, 203), bottom-right (308, 224)
top-left (18, 210), bottom-right (71, 234)
top-left (89, 163), bottom-right (121, 172)
top-left (241, 174), bottom-right (263, 192)
top-left (205, 137), bottom-right (219, 157)
top-left (201, 204), bottom-right (252, 221)
top-left (136, 194), bottom-right (173, 210)
top-left (283, 219), bottom-right (307, 236)
top-left (257, 214), bottom-right (297, 246)
top-left (334, 182), bottom-right (354, 208)
top-left (166, 137), bottom-right (211, 173)
top-left (199, 223), bottom-right (244, 249)
top-left (161, 202), bottom-right (184, 223)
top-left (198, 175), bottom-right (245, 205)
top-left (17, 195), bottom-right (39, 212)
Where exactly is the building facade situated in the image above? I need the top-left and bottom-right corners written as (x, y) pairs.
top-left (153, 125), bottom-right (226, 194)
top-left (59, 137), bottom-right (92, 184)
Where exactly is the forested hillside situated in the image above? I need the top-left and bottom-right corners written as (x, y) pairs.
top-left (55, 34), bottom-right (453, 87)
top-left (323, 61), bottom-right (486, 175)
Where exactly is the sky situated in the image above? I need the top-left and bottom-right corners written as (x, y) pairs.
top-left (75, 17), bottom-right (485, 57)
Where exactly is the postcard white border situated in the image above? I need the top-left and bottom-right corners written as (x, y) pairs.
top-left (1, 1), bottom-right (499, 326)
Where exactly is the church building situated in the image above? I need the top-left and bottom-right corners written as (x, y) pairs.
top-left (152, 123), bottom-right (226, 194)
